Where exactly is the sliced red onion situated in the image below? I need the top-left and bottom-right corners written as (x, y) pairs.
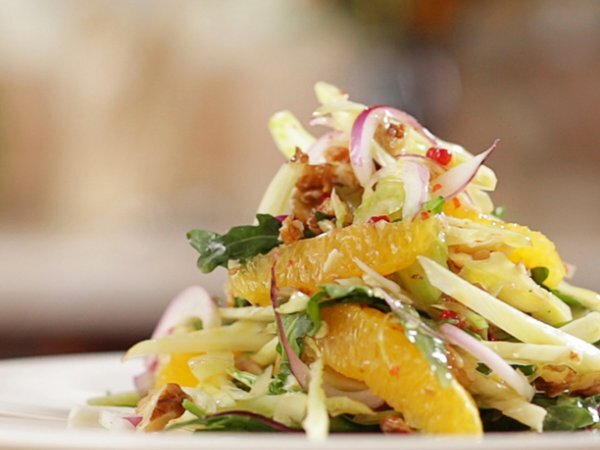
top-left (133, 364), bottom-right (156, 397)
top-left (275, 214), bottom-right (289, 223)
top-left (432, 140), bottom-right (499, 200)
top-left (305, 130), bottom-right (346, 165)
top-left (151, 286), bottom-right (220, 340)
top-left (440, 323), bottom-right (534, 400)
top-left (270, 261), bottom-right (311, 390)
top-left (399, 160), bottom-right (430, 220)
top-left (309, 116), bottom-right (332, 127)
top-left (350, 105), bottom-right (436, 186)
top-left (134, 286), bottom-right (220, 396)
top-left (209, 411), bottom-right (302, 432)
top-left (323, 385), bottom-right (385, 410)
top-left (123, 415), bottom-right (143, 427)
top-left (98, 410), bottom-right (138, 431)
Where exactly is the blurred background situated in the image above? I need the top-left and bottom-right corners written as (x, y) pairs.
top-left (0, 0), bottom-right (599, 358)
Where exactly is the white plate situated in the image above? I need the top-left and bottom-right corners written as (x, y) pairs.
top-left (0, 352), bottom-right (598, 450)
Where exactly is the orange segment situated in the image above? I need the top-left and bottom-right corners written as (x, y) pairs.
top-left (229, 217), bottom-right (441, 306)
top-left (154, 353), bottom-right (199, 388)
top-left (316, 304), bottom-right (482, 434)
top-left (444, 204), bottom-right (565, 288)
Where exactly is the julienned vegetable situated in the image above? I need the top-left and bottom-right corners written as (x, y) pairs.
top-left (72, 82), bottom-right (600, 437)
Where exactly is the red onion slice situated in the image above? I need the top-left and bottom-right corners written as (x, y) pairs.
top-left (432, 140), bottom-right (499, 200)
top-left (209, 411), bottom-right (303, 432)
top-left (440, 323), bottom-right (534, 400)
top-left (134, 286), bottom-right (220, 396)
top-left (123, 415), bottom-right (143, 427)
top-left (323, 385), bottom-right (385, 410)
top-left (305, 130), bottom-right (346, 165)
top-left (151, 286), bottom-right (220, 340)
top-left (350, 105), bottom-right (436, 186)
top-left (399, 160), bottom-right (430, 220)
top-left (270, 261), bottom-right (311, 390)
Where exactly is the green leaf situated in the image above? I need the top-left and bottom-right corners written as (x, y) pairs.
top-left (422, 196), bottom-right (445, 214)
top-left (531, 266), bottom-right (550, 285)
top-left (187, 214), bottom-right (282, 273)
top-left (268, 312), bottom-right (315, 394)
top-left (314, 211), bottom-right (333, 221)
top-left (491, 206), bottom-right (506, 220)
top-left (533, 394), bottom-right (600, 431)
top-left (176, 400), bottom-right (299, 432)
top-left (476, 363), bottom-right (492, 375)
top-left (234, 297), bottom-right (251, 308)
top-left (226, 368), bottom-right (257, 390)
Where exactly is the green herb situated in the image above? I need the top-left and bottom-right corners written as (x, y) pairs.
top-left (234, 297), bottom-right (251, 308)
top-left (531, 266), bottom-right (550, 285)
top-left (172, 400), bottom-right (299, 432)
top-left (303, 228), bottom-right (317, 239)
top-left (476, 363), bottom-right (492, 375)
top-left (306, 284), bottom-right (387, 330)
top-left (514, 364), bottom-right (536, 376)
top-left (422, 196), bottom-right (445, 214)
top-left (314, 211), bottom-right (333, 221)
top-left (480, 409), bottom-right (528, 432)
top-left (308, 284), bottom-right (452, 387)
top-left (329, 415), bottom-right (382, 433)
top-left (268, 312), bottom-right (315, 394)
top-left (534, 394), bottom-right (600, 431)
top-left (187, 214), bottom-right (282, 273)
top-left (491, 206), bottom-right (506, 220)
top-left (226, 368), bottom-right (257, 390)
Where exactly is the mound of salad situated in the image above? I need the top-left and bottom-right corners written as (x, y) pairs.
top-left (70, 82), bottom-right (600, 437)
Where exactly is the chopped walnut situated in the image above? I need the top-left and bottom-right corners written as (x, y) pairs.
top-left (279, 215), bottom-right (305, 244)
top-left (291, 146), bottom-right (359, 234)
top-left (534, 365), bottom-right (600, 397)
top-left (374, 122), bottom-right (405, 153)
top-left (137, 383), bottom-right (190, 431)
top-left (380, 414), bottom-right (412, 434)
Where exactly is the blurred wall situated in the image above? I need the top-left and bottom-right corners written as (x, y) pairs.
top-left (0, 0), bottom-right (598, 356)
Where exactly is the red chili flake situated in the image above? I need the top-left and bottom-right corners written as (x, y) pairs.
top-left (389, 365), bottom-right (400, 377)
top-left (369, 215), bottom-right (390, 224)
top-left (319, 191), bottom-right (331, 203)
top-left (432, 183), bottom-right (442, 192)
top-left (426, 147), bottom-right (453, 166)
top-left (452, 198), bottom-right (461, 208)
top-left (287, 259), bottom-right (294, 266)
top-left (439, 310), bottom-right (461, 321)
top-left (420, 211), bottom-right (430, 220)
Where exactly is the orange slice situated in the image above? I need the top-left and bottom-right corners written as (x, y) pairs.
top-left (444, 203), bottom-right (564, 288)
top-left (154, 353), bottom-right (198, 389)
top-left (316, 304), bottom-right (482, 434)
top-left (229, 217), bottom-right (441, 306)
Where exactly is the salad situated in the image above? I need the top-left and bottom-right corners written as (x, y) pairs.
top-left (71, 82), bottom-right (600, 437)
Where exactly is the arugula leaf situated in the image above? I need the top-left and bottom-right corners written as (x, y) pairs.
top-left (269, 312), bottom-right (315, 394)
top-left (187, 214), bottom-right (282, 273)
top-left (234, 297), bottom-right (251, 308)
top-left (422, 196), bottom-right (445, 214)
top-left (306, 284), bottom-right (389, 330)
top-left (480, 409), bottom-right (528, 432)
top-left (307, 283), bottom-right (451, 386)
top-left (534, 394), bottom-right (600, 431)
top-left (175, 400), bottom-right (300, 432)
